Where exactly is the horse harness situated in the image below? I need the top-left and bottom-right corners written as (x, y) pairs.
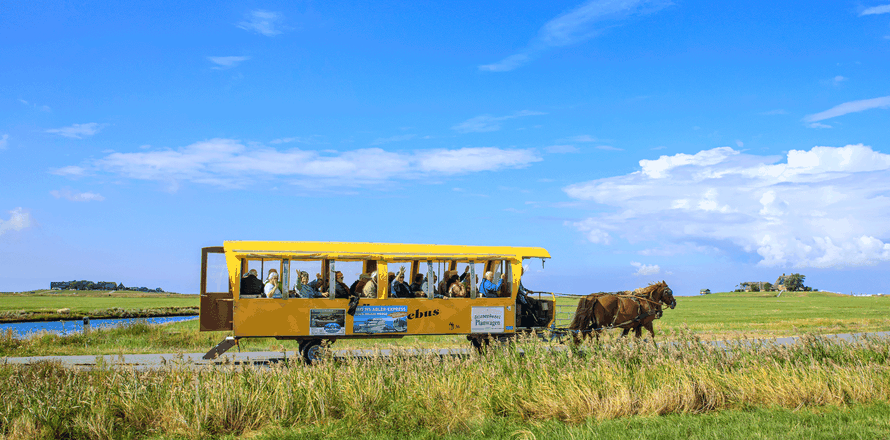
top-left (606, 293), bottom-right (665, 329)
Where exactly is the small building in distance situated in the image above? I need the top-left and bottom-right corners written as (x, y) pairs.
top-left (700, 288), bottom-right (711, 295)
top-left (775, 273), bottom-right (789, 291)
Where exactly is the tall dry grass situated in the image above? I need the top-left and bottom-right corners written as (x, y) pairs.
top-left (2, 331), bottom-right (889, 439)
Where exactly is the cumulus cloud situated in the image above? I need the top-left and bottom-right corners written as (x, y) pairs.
top-left (860, 4), bottom-right (890, 15)
top-left (238, 10), bottom-right (284, 36)
top-left (50, 188), bottom-right (105, 202)
top-left (480, 0), bottom-right (671, 72)
top-left (452, 110), bottom-right (545, 133)
top-left (207, 56), bottom-right (251, 69)
top-left (804, 96), bottom-right (890, 124)
top-left (565, 144), bottom-right (890, 268)
top-left (0, 207), bottom-right (31, 236)
top-left (78, 138), bottom-right (541, 190)
top-left (631, 261), bottom-right (661, 276)
top-left (46, 123), bottom-right (106, 139)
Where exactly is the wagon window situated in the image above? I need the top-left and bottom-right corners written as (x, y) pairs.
top-left (289, 260), bottom-right (325, 297)
top-left (205, 252), bottom-right (229, 294)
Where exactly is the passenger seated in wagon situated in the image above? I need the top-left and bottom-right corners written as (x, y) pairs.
top-left (240, 269), bottom-right (264, 297)
top-left (294, 271), bottom-right (320, 298)
top-left (361, 271), bottom-right (378, 298)
top-left (390, 267), bottom-right (413, 298)
top-left (410, 273), bottom-right (424, 294)
top-left (479, 271), bottom-right (505, 298)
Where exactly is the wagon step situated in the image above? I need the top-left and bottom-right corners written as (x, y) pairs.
top-left (203, 336), bottom-right (239, 360)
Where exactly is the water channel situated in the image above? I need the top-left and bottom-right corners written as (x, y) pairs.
top-left (1, 315), bottom-right (198, 338)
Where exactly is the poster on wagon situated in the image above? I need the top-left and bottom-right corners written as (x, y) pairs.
top-left (352, 305), bottom-right (409, 334)
top-left (309, 309), bottom-right (346, 336)
top-left (471, 306), bottom-right (504, 333)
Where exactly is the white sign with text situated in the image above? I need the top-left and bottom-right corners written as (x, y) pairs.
top-left (471, 306), bottom-right (504, 333)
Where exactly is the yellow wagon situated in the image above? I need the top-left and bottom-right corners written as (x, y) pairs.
top-left (199, 241), bottom-right (555, 362)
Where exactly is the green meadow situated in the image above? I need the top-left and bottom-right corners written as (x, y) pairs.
top-left (3, 333), bottom-right (890, 439)
top-left (0, 290), bottom-right (198, 322)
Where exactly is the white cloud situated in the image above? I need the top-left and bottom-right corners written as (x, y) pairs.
top-left (0, 207), bottom-right (31, 236)
top-left (46, 122), bottom-right (106, 139)
top-left (735, 140), bottom-right (744, 147)
top-left (0, 134), bottom-right (7, 149)
top-left (237, 10), bottom-right (284, 36)
top-left (545, 145), bottom-right (579, 153)
top-left (207, 56), bottom-right (251, 69)
top-left (631, 261), bottom-right (661, 276)
top-left (860, 4), bottom-right (890, 15)
top-left (804, 95), bottom-right (890, 123)
top-left (480, 0), bottom-right (671, 72)
top-left (370, 134), bottom-right (416, 145)
top-left (452, 110), bottom-right (545, 133)
top-left (596, 145), bottom-right (623, 151)
top-left (51, 165), bottom-right (87, 177)
top-left (50, 188), bottom-right (105, 202)
top-left (833, 75), bottom-right (847, 85)
top-left (565, 144), bottom-right (890, 268)
top-left (80, 139), bottom-right (541, 190)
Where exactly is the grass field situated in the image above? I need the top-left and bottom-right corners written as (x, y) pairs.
top-left (0, 290), bottom-right (198, 322)
top-left (3, 333), bottom-right (889, 439)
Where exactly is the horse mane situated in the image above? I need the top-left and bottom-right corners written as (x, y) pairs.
top-left (633, 281), bottom-right (667, 297)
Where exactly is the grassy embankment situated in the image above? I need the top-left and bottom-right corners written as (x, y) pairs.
top-left (0, 290), bottom-right (198, 323)
top-left (2, 290), bottom-right (889, 357)
top-left (2, 333), bottom-right (889, 438)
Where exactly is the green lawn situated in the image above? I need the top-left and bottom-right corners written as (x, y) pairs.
top-left (0, 290), bottom-right (198, 322)
top-left (553, 290), bottom-right (890, 339)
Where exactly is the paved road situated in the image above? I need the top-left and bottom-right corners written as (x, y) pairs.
top-left (3, 331), bottom-right (889, 369)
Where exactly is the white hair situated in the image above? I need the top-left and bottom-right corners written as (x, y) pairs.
top-left (484, 271), bottom-right (493, 278)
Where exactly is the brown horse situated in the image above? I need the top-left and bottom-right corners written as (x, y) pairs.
top-left (568, 281), bottom-right (676, 345)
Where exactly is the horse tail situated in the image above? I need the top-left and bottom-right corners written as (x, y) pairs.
top-left (569, 295), bottom-right (595, 330)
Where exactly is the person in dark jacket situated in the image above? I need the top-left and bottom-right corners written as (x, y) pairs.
top-left (410, 273), bottom-right (424, 295)
top-left (334, 271), bottom-right (350, 299)
top-left (390, 266), bottom-right (413, 298)
top-left (240, 269), bottom-right (264, 297)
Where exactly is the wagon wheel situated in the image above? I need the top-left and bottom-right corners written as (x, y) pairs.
top-left (300, 339), bottom-right (324, 365)
top-left (468, 335), bottom-right (490, 353)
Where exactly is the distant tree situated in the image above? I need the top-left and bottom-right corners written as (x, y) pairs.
top-left (749, 284), bottom-right (760, 292)
top-left (762, 282), bottom-right (774, 291)
top-left (785, 273), bottom-right (806, 291)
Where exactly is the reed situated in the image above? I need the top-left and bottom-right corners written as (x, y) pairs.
top-left (2, 331), bottom-right (889, 439)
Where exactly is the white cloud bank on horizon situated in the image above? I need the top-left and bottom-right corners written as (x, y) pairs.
top-left (0, 208), bottom-right (32, 236)
top-left (237, 10), bottom-right (284, 36)
top-left (50, 188), bottom-right (105, 202)
top-left (64, 139), bottom-right (541, 189)
top-left (565, 144), bottom-right (890, 269)
top-left (479, 0), bottom-right (671, 72)
top-left (46, 123), bottom-right (106, 139)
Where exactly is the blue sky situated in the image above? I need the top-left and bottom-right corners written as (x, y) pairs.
top-left (2, 0), bottom-right (890, 295)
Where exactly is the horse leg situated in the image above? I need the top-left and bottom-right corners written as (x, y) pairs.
top-left (645, 322), bottom-right (657, 347)
top-left (621, 328), bottom-right (630, 338)
top-left (634, 325), bottom-right (643, 339)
